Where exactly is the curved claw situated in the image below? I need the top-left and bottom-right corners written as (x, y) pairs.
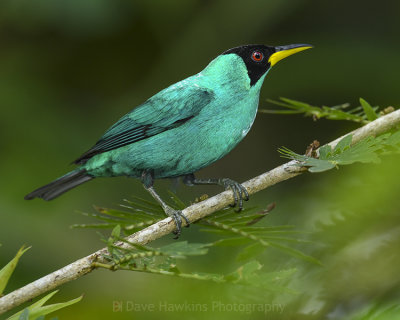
top-left (171, 213), bottom-right (182, 238)
top-left (165, 208), bottom-right (190, 239)
top-left (221, 178), bottom-right (249, 211)
top-left (243, 187), bottom-right (250, 201)
top-left (231, 183), bottom-right (239, 208)
top-left (181, 213), bottom-right (190, 228)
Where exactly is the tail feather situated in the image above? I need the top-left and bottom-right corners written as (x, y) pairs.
top-left (25, 169), bottom-right (93, 201)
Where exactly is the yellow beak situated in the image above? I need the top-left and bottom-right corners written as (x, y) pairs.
top-left (268, 44), bottom-right (313, 67)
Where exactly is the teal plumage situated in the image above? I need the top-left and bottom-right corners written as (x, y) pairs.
top-left (83, 54), bottom-right (267, 179)
top-left (25, 43), bottom-right (311, 236)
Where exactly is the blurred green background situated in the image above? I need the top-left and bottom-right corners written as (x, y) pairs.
top-left (1, 0), bottom-right (400, 319)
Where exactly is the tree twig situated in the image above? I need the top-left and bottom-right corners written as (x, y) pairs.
top-left (1, 109), bottom-right (399, 315)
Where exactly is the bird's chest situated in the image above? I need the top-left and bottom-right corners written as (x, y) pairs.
top-left (194, 92), bottom-right (259, 155)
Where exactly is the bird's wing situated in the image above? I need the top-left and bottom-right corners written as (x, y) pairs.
top-left (74, 83), bottom-right (214, 164)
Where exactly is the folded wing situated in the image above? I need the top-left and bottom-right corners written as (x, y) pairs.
top-left (74, 83), bottom-right (214, 164)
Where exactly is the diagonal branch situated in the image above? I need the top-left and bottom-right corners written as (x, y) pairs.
top-left (1, 109), bottom-right (400, 314)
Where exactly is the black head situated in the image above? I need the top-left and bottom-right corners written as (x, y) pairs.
top-left (223, 45), bottom-right (275, 86)
top-left (223, 44), bottom-right (312, 86)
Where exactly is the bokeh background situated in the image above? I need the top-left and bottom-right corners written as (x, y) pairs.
top-left (1, 0), bottom-right (400, 319)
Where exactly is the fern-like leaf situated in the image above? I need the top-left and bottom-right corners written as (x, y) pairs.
top-left (261, 97), bottom-right (383, 123)
top-left (279, 131), bottom-right (400, 173)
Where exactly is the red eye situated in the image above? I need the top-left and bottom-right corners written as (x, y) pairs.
top-left (251, 51), bottom-right (264, 62)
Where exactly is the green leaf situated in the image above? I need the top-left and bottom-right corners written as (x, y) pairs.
top-left (111, 225), bottom-right (121, 238)
top-left (333, 134), bottom-right (352, 154)
top-left (239, 260), bottom-right (263, 278)
top-left (18, 308), bottom-right (29, 320)
top-left (197, 228), bottom-right (227, 234)
top-left (332, 136), bottom-right (382, 165)
top-left (71, 223), bottom-right (121, 229)
top-left (318, 145), bottom-right (332, 159)
top-left (308, 160), bottom-right (336, 172)
top-left (8, 290), bottom-right (82, 320)
top-left (268, 242), bottom-right (321, 265)
top-left (262, 236), bottom-right (312, 243)
top-left (225, 260), bottom-right (263, 282)
top-left (158, 241), bottom-right (210, 257)
top-left (383, 130), bottom-right (400, 148)
top-left (167, 191), bottom-right (186, 210)
top-left (122, 197), bottom-right (165, 214)
top-left (213, 237), bottom-right (252, 247)
top-left (0, 246), bottom-right (30, 295)
top-left (251, 269), bottom-right (298, 294)
top-left (262, 98), bottom-right (371, 123)
top-left (236, 243), bottom-right (266, 261)
top-left (280, 131), bottom-right (400, 173)
top-left (223, 261), bottom-right (296, 292)
top-left (278, 146), bottom-right (335, 172)
top-left (360, 98), bottom-right (378, 121)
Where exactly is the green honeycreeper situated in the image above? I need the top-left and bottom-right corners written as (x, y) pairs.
top-left (25, 44), bottom-right (312, 236)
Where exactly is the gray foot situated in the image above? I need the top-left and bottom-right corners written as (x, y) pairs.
top-left (164, 206), bottom-right (190, 239)
top-left (181, 174), bottom-right (249, 212)
top-left (220, 178), bottom-right (249, 211)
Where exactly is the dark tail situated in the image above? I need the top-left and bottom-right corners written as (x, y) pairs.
top-left (25, 169), bottom-right (93, 201)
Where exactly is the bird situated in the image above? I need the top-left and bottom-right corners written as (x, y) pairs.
top-left (25, 43), bottom-right (312, 237)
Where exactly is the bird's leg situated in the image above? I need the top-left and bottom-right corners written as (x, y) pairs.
top-left (141, 170), bottom-right (189, 238)
top-left (182, 173), bottom-right (249, 211)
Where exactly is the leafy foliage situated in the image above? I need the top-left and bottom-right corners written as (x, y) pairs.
top-left (199, 204), bottom-right (320, 265)
top-left (260, 97), bottom-right (390, 123)
top-left (0, 246), bottom-right (30, 296)
top-left (100, 224), bottom-right (212, 268)
top-left (72, 197), bottom-right (166, 233)
top-left (72, 192), bottom-right (319, 294)
top-left (279, 131), bottom-right (400, 172)
top-left (223, 260), bottom-right (297, 293)
top-left (93, 225), bottom-right (297, 293)
top-left (75, 194), bottom-right (317, 265)
top-left (8, 291), bottom-right (82, 320)
top-left (0, 247), bottom-right (81, 319)
top-left (359, 98), bottom-right (378, 121)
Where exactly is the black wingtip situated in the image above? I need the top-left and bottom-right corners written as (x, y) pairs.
top-left (24, 193), bottom-right (35, 200)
